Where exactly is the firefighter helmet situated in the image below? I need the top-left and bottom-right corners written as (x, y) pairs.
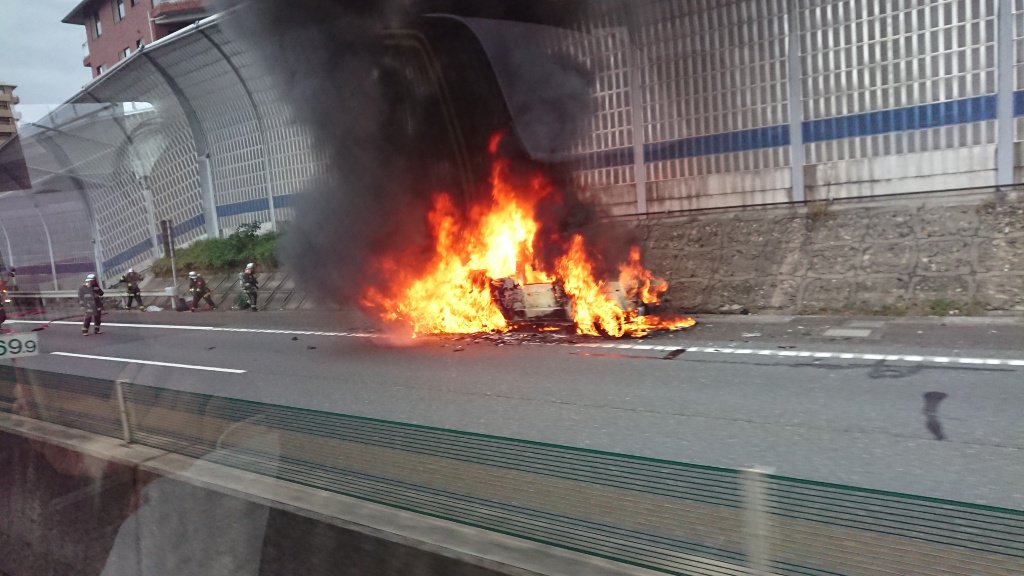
top-left (188, 271), bottom-right (198, 279)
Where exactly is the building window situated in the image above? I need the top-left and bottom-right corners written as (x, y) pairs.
top-left (114, 0), bottom-right (125, 21)
top-left (93, 16), bottom-right (102, 37)
top-left (130, 0), bottom-right (139, 5)
top-left (121, 47), bottom-right (131, 60)
top-left (97, 65), bottom-right (105, 75)
top-left (136, 39), bottom-right (144, 49)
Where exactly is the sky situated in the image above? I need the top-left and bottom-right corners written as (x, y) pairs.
top-left (0, 0), bottom-right (95, 125)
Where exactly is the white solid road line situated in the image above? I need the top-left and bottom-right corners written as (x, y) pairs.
top-left (50, 352), bottom-right (246, 373)
top-left (7, 320), bottom-right (373, 338)
top-left (12, 320), bottom-right (1023, 368)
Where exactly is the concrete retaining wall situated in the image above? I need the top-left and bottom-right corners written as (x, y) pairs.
top-left (639, 189), bottom-right (1024, 315)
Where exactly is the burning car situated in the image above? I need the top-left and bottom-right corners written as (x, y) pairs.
top-left (363, 135), bottom-right (694, 338)
top-left (256, 7), bottom-right (695, 338)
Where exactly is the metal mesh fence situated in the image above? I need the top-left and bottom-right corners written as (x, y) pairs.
top-left (1, 365), bottom-right (1020, 575)
top-left (11, 4), bottom-right (1024, 279)
top-left (0, 364), bottom-right (122, 438)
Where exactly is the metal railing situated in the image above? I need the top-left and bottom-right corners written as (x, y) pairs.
top-left (3, 290), bottom-right (174, 312)
top-left (1, 365), bottom-right (1021, 575)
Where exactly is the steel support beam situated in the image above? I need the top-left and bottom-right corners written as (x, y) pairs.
top-left (141, 50), bottom-right (219, 239)
top-left (139, 179), bottom-right (161, 253)
top-left (786, 0), bottom-right (806, 202)
top-left (997, 0), bottom-right (1015, 187)
top-left (200, 28), bottom-right (277, 232)
top-left (32, 205), bottom-right (60, 291)
top-left (0, 214), bottom-right (14, 270)
top-left (34, 131), bottom-right (107, 281)
top-left (624, 29), bottom-right (648, 216)
top-left (197, 155), bottom-right (219, 237)
top-left (595, 24), bottom-right (647, 216)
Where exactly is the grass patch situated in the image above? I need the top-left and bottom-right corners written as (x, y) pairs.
top-left (925, 298), bottom-right (959, 316)
top-left (919, 298), bottom-right (986, 317)
top-left (815, 300), bottom-right (990, 318)
top-left (152, 222), bottom-right (279, 277)
top-left (806, 200), bottom-right (832, 224)
top-left (976, 198), bottom-right (998, 213)
top-left (868, 303), bottom-right (909, 317)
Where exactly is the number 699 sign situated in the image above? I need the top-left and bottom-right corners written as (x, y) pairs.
top-left (0, 333), bottom-right (39, 360)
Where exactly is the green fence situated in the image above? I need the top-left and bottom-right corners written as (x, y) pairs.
top-left (1, 365), bottom-right (1021, 575)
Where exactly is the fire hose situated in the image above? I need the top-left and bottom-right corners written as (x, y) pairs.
top-left (29, 310), bottom-right (107, 332)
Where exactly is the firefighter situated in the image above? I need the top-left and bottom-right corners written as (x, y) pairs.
top-left (0, 275), bottom-right (6, 329)
top-left (78, 273), bottom-right (104, 335)
top-left (119, 267), bottom-right (145, 310)
top-left (240, 262), bottom-right (258, 311)
top-left (188, 271), bottom-right (216, 311)
top-left (5, 268), bottom-right (15, 311)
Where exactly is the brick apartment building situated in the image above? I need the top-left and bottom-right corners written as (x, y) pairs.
top-left (63, 0), bottom-right (210, 78)
top-left (0, 84), bottom-right (19, 146)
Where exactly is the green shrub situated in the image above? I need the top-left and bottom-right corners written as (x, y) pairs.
top-left (151, 222), bottom-right (279, 277)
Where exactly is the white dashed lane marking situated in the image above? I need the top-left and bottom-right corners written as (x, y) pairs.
top-left (572, 343), bottom-right (1024, 367)
top-left (7, 320), bottom-right (373, 338)
top-left (51, 352), bottom-right (246, 373)
top-left (821, 328), bottom-right (874, 338)
top-left (9, 320), bottom-right (1024, 367)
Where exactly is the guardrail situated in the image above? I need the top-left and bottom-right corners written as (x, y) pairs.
top-left (5, 288), bottom-right (271, 301)
top-left (5, 290), bottom-right (173, 300)
top-left (3, 290), bottom-right (177, 312)
top-left (1, 364), bottom-right (1021, 575)
top-left (5, 284), bottom-right (289, 312)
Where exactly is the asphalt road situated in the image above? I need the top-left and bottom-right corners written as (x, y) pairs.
top-left (5, 309), bottom-right (1024, 509)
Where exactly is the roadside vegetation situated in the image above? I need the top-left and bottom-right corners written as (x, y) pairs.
top-left (152, 222), bottom-right (278, 276)
top-left (849, 298), bottom-right (987, 317)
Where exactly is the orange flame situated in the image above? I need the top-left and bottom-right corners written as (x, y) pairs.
top-left (363, 136), bottom-right (694, 337)
top-left (556, 235), bottom-right (629, 337)
top-left (363, 193), bottom-right (509, 335)
top-left (619, 245), bottom-right (668, 306)
top-left (555, 236), bottom-right (695, 337)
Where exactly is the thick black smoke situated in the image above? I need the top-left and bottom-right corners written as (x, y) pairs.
top-left (220, 0), bottom-right (620, 306)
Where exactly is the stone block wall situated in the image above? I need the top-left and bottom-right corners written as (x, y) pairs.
top-left (639, 190), bottom-right (1024, 315)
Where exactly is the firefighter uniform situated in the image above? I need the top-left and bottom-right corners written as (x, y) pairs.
top-left (188, 272), bottom-right (216, 311)
top-left (78, 274), bottom-right (104, 335)
top-left (240, 264), bottom-right (258, 311)
top-left (5, 269), bottom-right (15, 311)
top-left (120, 269), bottom-right (145, 310)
